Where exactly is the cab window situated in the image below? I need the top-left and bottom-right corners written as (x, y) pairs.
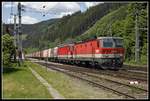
top-left (113, 39), bottom-right (123, 47)
top-left (102, 38), bottom-right (113, 47)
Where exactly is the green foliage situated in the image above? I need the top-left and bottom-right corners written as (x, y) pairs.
top-left (2, 34), bottom-right (15, 67)
top-left (3, 53), bottom-right (10, 67)
top-left (75, 3), bottom-right (147, 64)
top-left (76, 5), bottom-right (128, 41)
top-left (24, 47), bottom-right (39, 54)
top-left (19, 3), bottom-right (124, 50)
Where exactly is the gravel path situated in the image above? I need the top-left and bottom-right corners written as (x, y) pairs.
top-left (29, 67), bottom-right (65, 99)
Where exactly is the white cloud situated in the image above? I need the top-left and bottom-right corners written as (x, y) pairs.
top-left (3, 2), bottom-right (104, 24)
top-left (8, 15), bottom-right (39, 24)
top-left (3, 2), bottom-right (81, 19)
top-left (84, 2), bottom-right (104, 8)
top-left (3, 2), bottom-right (102, 12)
top-left (20, 2), bottom-right (58, 12)
top-left (2, 2), bottom-right (15, 8)
top-left (44, 2), bottom-right (80, 17)
top-left (3, 2), bottom-right (80, 12)
top-left (50, 12), bottom-right (73, 18)
top-left (22, 16), bottom-right (39, 24)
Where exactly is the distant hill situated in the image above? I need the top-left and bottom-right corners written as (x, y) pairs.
top-left (2, 18), bottom-right (59, 36)
top-left (3, 3), bottom-right (126, 51)
top-left (27, 3), bottom-right (126, 49)
top-left (2, 18), bottom-right (59, 51)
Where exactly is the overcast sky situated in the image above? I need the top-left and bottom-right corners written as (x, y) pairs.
top-left (2, 2), bottom-right (104, 24)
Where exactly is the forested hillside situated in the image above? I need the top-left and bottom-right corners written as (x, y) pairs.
top-left (2, 19), bottom-right (57, 35)
top-left (23, 3), bottom-right (126, 50)
top-left (75, 3), bottom-right (147, 64)
top-left (3, 18), bottom-right (59, 52)
top-left (3, 3), bottom-right (125, 52)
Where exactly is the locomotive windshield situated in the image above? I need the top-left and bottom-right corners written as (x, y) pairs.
top-left (103, 38), bottom-right (113, 47)
top-left (113, 39), bottom-right (123, 47)
top-left (101, 38), bottom-right (123, 48)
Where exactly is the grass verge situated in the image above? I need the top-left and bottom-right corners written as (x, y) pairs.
top-left (2, 61), bottom-right (52, 99)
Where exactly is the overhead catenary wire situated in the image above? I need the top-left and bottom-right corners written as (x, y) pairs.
top-left (22, 4), bottom-right (60, 16)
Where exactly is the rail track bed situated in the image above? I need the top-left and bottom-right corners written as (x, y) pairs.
top-left (30, 58), bottom-right (147, 85)
top-left (32, 60), bottom-right (148, 99)
top-left (35, 60), bottom-right (148, 83)
top-left (122, 64), bottom-right (147, 72)
top-left (102, 69), bottom-right (148, 83)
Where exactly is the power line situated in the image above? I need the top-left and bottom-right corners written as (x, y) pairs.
top-left (22, 4), bottom-right (59, 16)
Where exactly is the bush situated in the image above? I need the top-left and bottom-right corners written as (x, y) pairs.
top-left (2, 34), bottom-right (15, 67)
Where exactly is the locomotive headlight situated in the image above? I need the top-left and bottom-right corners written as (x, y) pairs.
top-left (95, 49), bottom-right (99, 53)
top-left (120, 54), bottom-right (123, 56)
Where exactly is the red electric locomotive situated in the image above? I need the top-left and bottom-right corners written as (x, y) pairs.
top-left (57, 37), bottom-right (125, 70)
top-left (28, 37), bottom-right (125, 70)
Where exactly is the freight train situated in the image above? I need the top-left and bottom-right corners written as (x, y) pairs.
top-left (26, 37), bottom-right (125, 70)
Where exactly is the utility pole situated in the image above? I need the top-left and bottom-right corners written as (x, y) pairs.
top-left (18, 2), bottom-right (23, 65)
top-left (135, 9), bottom-right (140, 63)
top-left (14, 14), bottom-right (17, 61)
top-left (14, 15), bottom-right (17, 47)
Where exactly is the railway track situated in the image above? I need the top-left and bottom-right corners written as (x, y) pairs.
top-left (29, 58), bottom-right (147, 83)
top-left (125, 69), bottom-right (147, 74)
top-left (37, 62), bottom-right (147, 91)
top-left (122, 64), bottom-right (147, 72)
top-left (34, 61), bottom-right (148, 99)
top-left (47, 61), bottom-right (148, 83)
top-left (120, 69), bottom-right (147, 76)
top-left (99, 70), bottom-right (148, 83)
top-left (78, 71), bottom-right (148, 92)
top-left (80, 65), bottom-right (147, 83)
